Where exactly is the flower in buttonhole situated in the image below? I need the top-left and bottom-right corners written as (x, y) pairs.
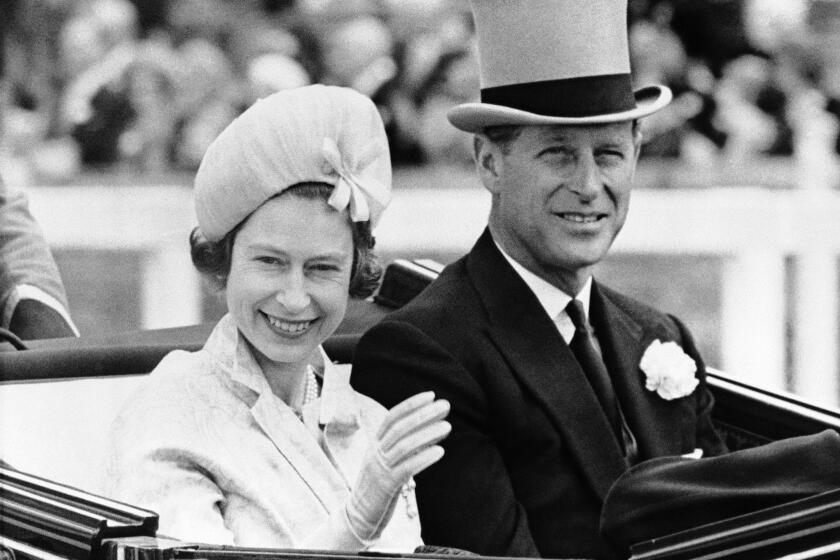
top-left (640, 339), bottom-right (699, 400)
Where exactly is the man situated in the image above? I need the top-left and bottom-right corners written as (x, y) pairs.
top-left (0, 0), bottom-right (77, 342)
top-left (350, 2), bottom-right (727, 559)
top-left (0, 178), bottom-right (78, 340)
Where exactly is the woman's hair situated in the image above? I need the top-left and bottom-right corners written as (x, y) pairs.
top-left (190, 182), bottom-right (382, 299)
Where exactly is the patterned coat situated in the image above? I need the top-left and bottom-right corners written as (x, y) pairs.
top-left (105, 314), bottom-right (422, 551)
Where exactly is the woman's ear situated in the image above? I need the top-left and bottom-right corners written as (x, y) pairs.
top-left (474, 135), bottom-right (503, 194)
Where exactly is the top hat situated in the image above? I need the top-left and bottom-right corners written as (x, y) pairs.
top-left (447, 0), bottom-right (672, 133)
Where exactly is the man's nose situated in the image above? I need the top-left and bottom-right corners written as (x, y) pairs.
top-left (569, 155), bottom-right (601, 201)
top-left (275, 272), bottom-right (311, 312)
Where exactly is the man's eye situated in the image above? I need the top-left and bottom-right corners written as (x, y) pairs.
top-left (597, 151), bottom-right (625, 163)
top-left (256, 256), bottom-right (282, 265)
top-left (539, 148), bottom-right (575, 163)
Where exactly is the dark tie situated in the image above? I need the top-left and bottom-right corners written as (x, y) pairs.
top-left (565, 299), bottom-right (639, 463)
top-left (565, 299), bottom-right (621, 435)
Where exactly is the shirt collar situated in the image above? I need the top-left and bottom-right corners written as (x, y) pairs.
top-left (495, 240), bottom-right (593, 342)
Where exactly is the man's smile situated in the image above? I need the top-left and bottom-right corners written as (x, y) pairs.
top-left (556, 212), bottom-right (608, 224)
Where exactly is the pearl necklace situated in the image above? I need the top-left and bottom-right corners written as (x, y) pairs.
top-left (301, 365), bottom-right (320, 407)
top-left (292, 365), bottom-right (321, 420)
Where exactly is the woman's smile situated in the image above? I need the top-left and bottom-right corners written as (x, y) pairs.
top-left (261, 310), bottom-right (318, 337)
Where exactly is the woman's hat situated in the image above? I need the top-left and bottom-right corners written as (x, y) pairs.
top-left (447, 0), bottom-right (673, 133)
top-left (194, 85), bottom-right (391, 241)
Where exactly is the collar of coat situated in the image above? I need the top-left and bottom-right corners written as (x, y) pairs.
top-left (203, 313), bottom-right (361, 430)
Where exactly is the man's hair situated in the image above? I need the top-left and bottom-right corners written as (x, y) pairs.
top-left (477, 120), bottom-right (642, 155)
top-left (190, 182), bottom-right (381, 299)
top-left (478, 125), bottom-right (524, 155)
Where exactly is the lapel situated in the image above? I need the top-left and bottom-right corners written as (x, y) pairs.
top-left (207, 316), bottom-right (352, 514)
top-left (250, 391), bottom-right (348, 513)
top-left (590, 284), bottom-right (687, 459)
top-left (313, 360), bottom-right (368, 489)
top-left (466, 230), bottom-right (627, 500)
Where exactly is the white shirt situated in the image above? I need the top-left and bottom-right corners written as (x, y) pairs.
top-left (495, 241), bottom-right (593, 344)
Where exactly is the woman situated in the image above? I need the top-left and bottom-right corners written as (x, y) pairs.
top-left (105, 85), bottom-right (450, 551)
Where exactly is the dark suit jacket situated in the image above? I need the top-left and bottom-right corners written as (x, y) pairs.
top-left (352, 230), bottom-right (727, 560)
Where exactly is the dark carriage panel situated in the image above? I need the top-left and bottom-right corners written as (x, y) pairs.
top-left (627, 488), bottom-right (840, 560)
top-left (707, 369), bottom-right (840, 450)
top-left (0, 467), bottom-right (157, 560)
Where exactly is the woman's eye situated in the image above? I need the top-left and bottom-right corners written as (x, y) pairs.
top-left (256, 256), bottom-right (282, 265)
top-left (310, 264), bottom-right (340, 273)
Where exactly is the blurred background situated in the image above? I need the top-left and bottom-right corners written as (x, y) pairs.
top-left (2, 0), bottom-right (840, 404)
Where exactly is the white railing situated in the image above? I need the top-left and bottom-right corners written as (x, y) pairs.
top-left (27, 185), bottom-right (202, 330)
top-left (24, 170), bottom-right (840, 406)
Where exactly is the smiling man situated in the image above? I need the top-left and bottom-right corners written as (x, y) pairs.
top-left (350, 1), bottom-right (728, 559)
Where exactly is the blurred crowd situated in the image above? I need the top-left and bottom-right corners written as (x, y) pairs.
top-left (2, 0), bottom-right (840, 186)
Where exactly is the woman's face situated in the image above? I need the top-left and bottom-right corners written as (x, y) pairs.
top-left (225, 194), bottom-right (354, 372)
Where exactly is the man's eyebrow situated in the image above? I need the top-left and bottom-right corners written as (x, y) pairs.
top-left (541, 130), bottom-right (573, 143)
top-left (597, 138), bottom-right (633, 151)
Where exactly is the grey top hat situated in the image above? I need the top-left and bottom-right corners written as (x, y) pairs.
top-left (447, 0), bottom-right (673, 133)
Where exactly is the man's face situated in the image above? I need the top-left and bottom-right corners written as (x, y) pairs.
top-left (481, 122), bottom-right (640, 294)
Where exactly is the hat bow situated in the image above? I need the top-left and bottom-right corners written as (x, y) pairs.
top-left (321, 138), bottom-right (389, 223)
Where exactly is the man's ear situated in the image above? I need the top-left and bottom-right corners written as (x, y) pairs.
top-left (474, 135), bottom-right (503, 194)
top-left (632, 122), bottom-right (643, 160)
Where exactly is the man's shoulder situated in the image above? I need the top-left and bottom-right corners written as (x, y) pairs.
top-left (355, 256), bottom-right (486, 363)
top-left (381, 257), bottom-right (479, 327)
top-left (597, 282), bottom-right (680, 333)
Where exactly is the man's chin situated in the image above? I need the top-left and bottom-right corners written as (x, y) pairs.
top-left (548, 245), bottom-right (611, 271)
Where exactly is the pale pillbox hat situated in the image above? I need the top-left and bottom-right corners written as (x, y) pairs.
top-left (447, 0), bottom-right (673, 132)
top-left (194, 84), bottom-right (391, 242)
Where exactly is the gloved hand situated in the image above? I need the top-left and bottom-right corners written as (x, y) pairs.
top-left (345, 391), bottom-right (450, 542)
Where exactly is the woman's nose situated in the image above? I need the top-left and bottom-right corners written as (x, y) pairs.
top-left (275, 273), bottom-right (310, 312)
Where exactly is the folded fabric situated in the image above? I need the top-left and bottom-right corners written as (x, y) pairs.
top-left (600, 429), bottom-right (840, 555)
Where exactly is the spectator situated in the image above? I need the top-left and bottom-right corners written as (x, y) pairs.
top-left (1, 0), bottom-right (80, 184)
top-left (713, 55), bottom-right (781, 163)
top-left (59, 0), bottom-right (143, 166)
top-left (8, 0), bottom-right (839, 174)
top-left (413, 47), bottom-right (479, 165)
top-left (0, 0), bottom-right (77, 341)
top-left (118, 42), bottom-right (181, 172)
top-left (319, 15), bottom-right (397, 98)
top-left (245, 53), bottom-right (311, 100)
top-left (171, 38), bottom-right (246, 170)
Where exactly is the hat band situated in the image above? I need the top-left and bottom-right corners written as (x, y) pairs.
top-left (480, 74), bottom-right (636, 118)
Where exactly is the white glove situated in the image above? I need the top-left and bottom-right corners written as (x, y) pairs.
top-left (345, 391), bottom-right (450, 542)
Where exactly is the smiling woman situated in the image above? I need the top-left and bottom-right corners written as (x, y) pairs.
top-left (101, 84), bottom-right (451, 551)
top-left (189, 183), bottom-right (380, 401)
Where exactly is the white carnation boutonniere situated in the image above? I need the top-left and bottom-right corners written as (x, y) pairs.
top-left (640, 339), bottom-right (699, 400)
